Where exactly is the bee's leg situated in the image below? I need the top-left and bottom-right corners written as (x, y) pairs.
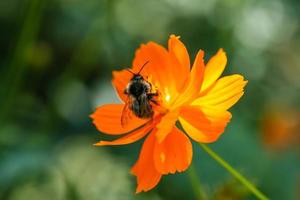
top-left (150, 98), bottom-right (159, 105)
top-left (147, 93), bottom-right (157, 101)
top-left (124, 89), bottom-right (128, 94)
top-left (148, 92), bottom-right (158, 97)
top-left (147, 92), bottom-right (159, 105)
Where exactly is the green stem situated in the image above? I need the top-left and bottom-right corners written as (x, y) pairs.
top-left (199, 143), bottom-right (269, 200)
top-left (187, 164), bottom-right (206, 200)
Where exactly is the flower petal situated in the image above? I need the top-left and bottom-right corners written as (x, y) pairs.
top-left (90, 104), bottom-right (147, 135)
top-left (155, 110), bottom-right (180, 143)
top-left (179, 106), bottom-right (231, 143)
top-left (168, 35), bottom-right (190, 71)
top-left (154, 127), bottom-right (192, 174)
top-left (132, 42), bottom-right (179, 104)
top-left (94, 124), bottom-right (153, 146)
top-left (201, 48), bottom-right (227, 92)
top-left (193, 75), bottom-right (247, 110)
top-left (172, 50), bottom-right (205, 107)
top-left (131, 131), bottom-right (162, 193)
top-left (168, 35), bottom-right (190, 92)
top-left (112, 70), bottom-right (132, 102)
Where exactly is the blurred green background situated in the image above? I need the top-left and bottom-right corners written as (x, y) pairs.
top-left (0, 0), bottom-right (300, 199)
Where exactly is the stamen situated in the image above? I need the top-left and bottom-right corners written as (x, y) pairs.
top-left (164, 88), bottom-right (171, 103)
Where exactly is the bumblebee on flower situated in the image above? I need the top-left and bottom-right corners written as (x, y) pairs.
top-left (91, 34), bottom-right (247, 193)
top-left (121, 61), bottom-right (159, 124)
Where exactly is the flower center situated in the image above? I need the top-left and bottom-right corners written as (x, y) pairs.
top-left (165, 93), bottom-right (171, 102)
top-left (146, 75), bottom-right (177, 115)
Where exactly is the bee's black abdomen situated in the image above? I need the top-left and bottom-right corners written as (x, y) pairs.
top-left (129, 94), bottom-right (154, 119)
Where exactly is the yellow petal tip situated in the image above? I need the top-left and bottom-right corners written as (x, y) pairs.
top-left (170, 34), bottom-right (180, 39)
top-left (93, 141), bottom-right (104, 146)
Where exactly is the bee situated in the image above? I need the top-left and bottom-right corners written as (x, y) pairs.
top-left (121, 61), bottom-right (158, 126)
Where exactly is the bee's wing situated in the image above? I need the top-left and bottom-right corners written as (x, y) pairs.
top-left (121, 96), bottom-right (134, 127)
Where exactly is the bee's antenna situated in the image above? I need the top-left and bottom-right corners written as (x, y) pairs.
top-left (126, 69), bottom-right (135, 75)
top-left (125, 61), bottom-right (149, 76)
top-left (137, 61), bottom-right (150, 75)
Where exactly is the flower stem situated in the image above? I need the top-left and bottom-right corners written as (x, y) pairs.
top-left (199, 143), bottom-right (269, 200)
top-left (187, 164), bottom-right (207, 200)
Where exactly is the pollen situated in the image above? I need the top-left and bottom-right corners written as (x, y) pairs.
top-left (163, 87), bottom-right (172, 103)
top-left (165, 94), bottom-right (171, 102)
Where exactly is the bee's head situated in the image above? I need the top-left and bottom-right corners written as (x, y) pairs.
top-left (131, 74), bottom-right (144, 81)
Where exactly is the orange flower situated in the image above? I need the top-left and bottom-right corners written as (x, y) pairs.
top-left (261, 107), bottom-right (300, 150)
top-left (91, 35), bottom-right (247, 193)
